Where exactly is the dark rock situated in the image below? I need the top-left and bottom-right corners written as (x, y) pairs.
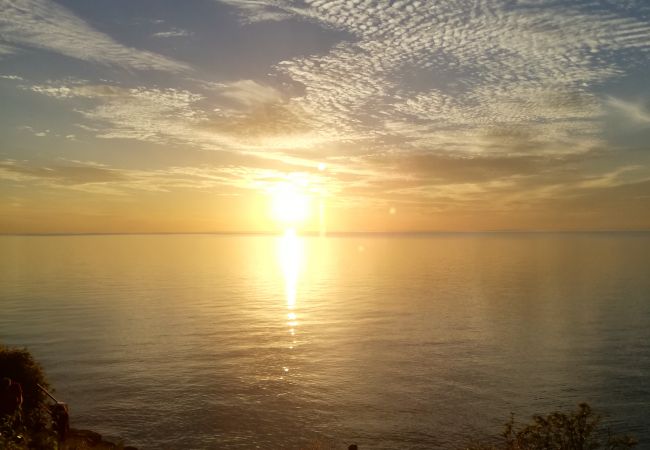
top-left (69, 429), bottom-right (103, 445)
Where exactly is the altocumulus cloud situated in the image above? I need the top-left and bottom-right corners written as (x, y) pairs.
top-left (221, 0), bottom-right (650, 158)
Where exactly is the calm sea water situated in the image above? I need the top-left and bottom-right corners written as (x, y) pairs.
top-left (1, 233), bottom-right (649, 449)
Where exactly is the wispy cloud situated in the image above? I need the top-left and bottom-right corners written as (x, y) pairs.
top-left (0, 43), bottom-right (16, 57)
top-left (0, 0), bottom-right (190, 72)
top-left (17, 125), bottom-right (51, 137)
top-left (151, 28), bottom-right (192, 39)
top-left (607, 96), bottom-right (650, 125)
top-left (0, 159), bottom-right (127, 193)
top-left (27, 82), bottom-right (208, 143)
top-left (0, 158), bottom-right (337, 198)
top-left (210, 79), bottom-right (284, 109)
top-left (25, 79), bottom-right (333, 160)
top-left (218, 0), bottom-right (295, 23)
top-left (576, 165), bottom-right (648, 189)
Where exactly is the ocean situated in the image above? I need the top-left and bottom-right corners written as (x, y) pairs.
top-left (1, 233), bottom-right (649, 449)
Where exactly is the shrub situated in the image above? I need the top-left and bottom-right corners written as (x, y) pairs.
top-left (0, 345), bottom-right (57, 448)
top-left (467, 403), bottom-right (637, 450)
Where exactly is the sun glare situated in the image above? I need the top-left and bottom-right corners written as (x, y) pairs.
top-left (269, 182), bottom-right (311, 226)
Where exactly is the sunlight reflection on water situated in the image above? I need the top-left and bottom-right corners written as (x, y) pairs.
top-left (278, 228), bottom-right (304, 377)
top-left (1, 233), bottom-right (649, 449)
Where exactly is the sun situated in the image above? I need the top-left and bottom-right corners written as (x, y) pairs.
top-left (269, 182), bottom-right (311, 226)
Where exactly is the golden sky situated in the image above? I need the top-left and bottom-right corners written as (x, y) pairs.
top-left (1, 0), bottom-right (650, 233)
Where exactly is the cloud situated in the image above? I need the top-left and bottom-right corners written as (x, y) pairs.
top-left (27, 82), bottom-right (208, 143)
top-left (366, 152), bottom-right (575, 184)
top-left (218, 0), bottom-right (295, 23)
top-left (576, 165), bottom-right (648, 189)
top-left (2, 1), bottom-right (648, 231)
top-left (17, 125), bottom-right (51, 137)
top-left (0, 43), bottom-right (17, 57)
top-left (607, 96), bottom-right (650, 125)
top-left (0, 158), bottom-right (340, 199)
top-left (151, 28), bottom-right (192, 39)
top-left (210, 79), bottom-right (284, 109)
top-left (0, 158), bottom-right (194, 196)
top-left (0, 0), bottom-right (190, 72)
top-left (22, 0), bottom-right (650, 222)
top-left (219, 0), bottom-right (650, 158)
top-left (195, 80), bottom-right (326, 146)
top-left (0, 159), bottom-right (126, 185)
top-left (26, 79), bottom-right (336, 162)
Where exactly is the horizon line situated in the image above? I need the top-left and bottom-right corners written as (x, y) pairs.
top-left (2, 229), bottom-right (650, 237)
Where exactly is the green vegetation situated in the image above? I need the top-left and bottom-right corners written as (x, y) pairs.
top-left (467, 403), bottom-right (637, 450)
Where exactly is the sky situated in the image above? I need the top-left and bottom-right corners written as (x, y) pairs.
top-left (1, 0), bottom-right (650, 233)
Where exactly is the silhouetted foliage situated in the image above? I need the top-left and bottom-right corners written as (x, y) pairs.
top-left (0, 345), bottom-right (56, 448)
top-left (467, 403), bottom-right (637, 450)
